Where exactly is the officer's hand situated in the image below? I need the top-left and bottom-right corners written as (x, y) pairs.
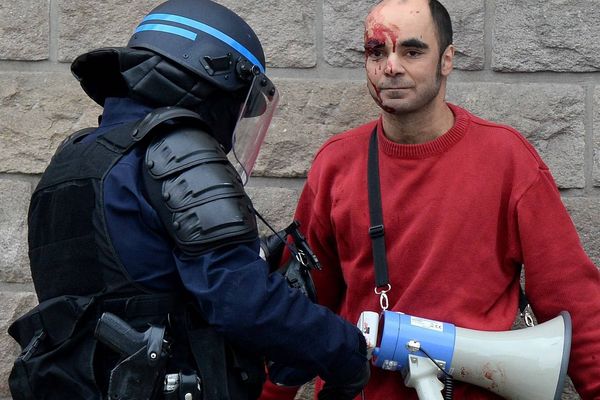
top-left (317, 361), bottom-right (370, 400)
top-left (260, 231), bottom-right (286, 272)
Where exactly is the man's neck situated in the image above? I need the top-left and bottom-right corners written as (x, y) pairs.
top-left (381, 100), bottom-right (455, 144)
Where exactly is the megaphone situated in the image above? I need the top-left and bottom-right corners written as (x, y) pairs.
top-left (357, 310), bottom-right (571, 400)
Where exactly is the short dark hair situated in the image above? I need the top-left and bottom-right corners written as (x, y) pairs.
top-left (429, 0), bottom-right (453, 55)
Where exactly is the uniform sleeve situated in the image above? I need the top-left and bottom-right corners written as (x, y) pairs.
top-left (173, 238), bottom-right (367, 386)
top-left (516, 168), bottom-right (600, 399)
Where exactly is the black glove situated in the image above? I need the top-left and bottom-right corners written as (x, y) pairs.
top-left (260, 230), bottom-right (286, 272)
top-left (317, 361), bottom-right (370, 400)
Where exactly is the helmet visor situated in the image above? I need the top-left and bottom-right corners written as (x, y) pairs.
top-left (231, 74), bottom-right (279, 184)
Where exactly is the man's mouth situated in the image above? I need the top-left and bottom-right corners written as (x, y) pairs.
top-left (379, 86), bottom-right (411, 91)
top-left (380, 86), bottom-right (412, 90)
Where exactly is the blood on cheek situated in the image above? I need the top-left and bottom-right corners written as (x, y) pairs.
top-left (366, 74), bottom-right (394, 113)
top-left (365, 24), bottom-right (401, 113)
top-left (367, 75), bottom-right (381, 100)
top-left (364, 42), bottom-right (384, 106)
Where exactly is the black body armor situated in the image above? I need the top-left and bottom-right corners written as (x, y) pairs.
top-left (8, 108), bottom-right (264, 400)
top-left (143, 121), bottom-right (257, 256)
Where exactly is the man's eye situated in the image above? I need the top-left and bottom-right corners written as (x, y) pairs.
top-left (366, 48), bottom-right (384, 59)
top-left (407, 50), bottom-right (422, 57)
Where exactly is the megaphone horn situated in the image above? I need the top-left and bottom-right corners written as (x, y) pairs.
top-left (357, 310), bottom-right (572, 400)
top-left (452, 311), bottom-right (571, 399)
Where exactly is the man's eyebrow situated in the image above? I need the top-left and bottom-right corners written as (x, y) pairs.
top-left (364, 39), bottom-right (385, 49)
top-left (400, 38), bottom-right (429, 49)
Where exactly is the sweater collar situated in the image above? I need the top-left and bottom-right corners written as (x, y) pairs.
top-left (377, 103), bottom-right (470, 159)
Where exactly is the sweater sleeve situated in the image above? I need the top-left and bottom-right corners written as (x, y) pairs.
top-left (516, 168), bottom-right (600, 399)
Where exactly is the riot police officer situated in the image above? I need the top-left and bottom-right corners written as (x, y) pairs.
top-left (8, 1), bottom-right (369, 399)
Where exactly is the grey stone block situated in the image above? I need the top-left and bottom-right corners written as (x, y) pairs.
top-left (447, 82), bottom-right (586, 188)
top-left (0, 291), bottom-right (38, 397)
top-left (59, 0), bottom-right (316, 68)
top-left (218, 0), bottom-right (317, 68)
top-left (0, 180), bottom-right (32, 283)
top-left (0, 72), bottom-right (101, 174)
top-left (246, 185), bottom-right (302, 235)
top-left (58, 0), bottom-right (157, 62)
top-left (253, 78), bottom-right (380, 177)
top-left (323, 0), bottom-right (484, 70)
top-left (0, 0), bottom-right (49, 60)
top-left (294, 379), bottom-right (315, 400)
top-left (561, 376), bottom-right (582, 399)
top-left (563, 197), bottom-right (600, 267)
top-left (446, 0), bottom-right (485, 70)
top-left (493, 0), bottom-right (600, 72)
top-left (593, 88), bottom-right (600, 187)
top-left (323, 0), bottom-right (379, 67)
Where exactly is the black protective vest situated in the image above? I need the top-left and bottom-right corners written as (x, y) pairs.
top-left (8, 108), bottom-right (264, 400)
top-left (28, 120), bottom-right (146, 302)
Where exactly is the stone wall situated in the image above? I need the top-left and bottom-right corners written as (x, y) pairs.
top-left (1, 0), bottom-right (599, 399)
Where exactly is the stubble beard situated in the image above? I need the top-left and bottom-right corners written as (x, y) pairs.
top-left (372, 59), bottom-right (444, 116)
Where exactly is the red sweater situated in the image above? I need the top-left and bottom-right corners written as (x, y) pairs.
top-left (260, 103), bottom-right (600, 399)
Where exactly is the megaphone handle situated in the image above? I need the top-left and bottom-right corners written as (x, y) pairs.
top-left (404, 355), bottom-right (445, 400)
top-left (412, 380), bottom-right (444, 400)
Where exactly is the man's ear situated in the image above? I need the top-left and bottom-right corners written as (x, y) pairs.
top-left (440, 44), bottom-right (455, 76)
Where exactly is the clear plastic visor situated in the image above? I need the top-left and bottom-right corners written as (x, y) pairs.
top-left (231, 74), bottom-right (279, 184)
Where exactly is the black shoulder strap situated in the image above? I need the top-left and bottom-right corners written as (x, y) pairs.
top-left (98, 106), bottom-right (208, 153)
top-left (367, 126), bottom-right (389, 288)
top-left (57, 127), bottom-right (97, 151)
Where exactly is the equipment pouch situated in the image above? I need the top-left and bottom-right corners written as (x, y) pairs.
top-left (8, 295), bottom-right (101, 400)
top-left (107, 345), bottom-right (168, 400)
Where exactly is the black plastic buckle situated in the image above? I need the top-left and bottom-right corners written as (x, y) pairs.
top-left (369, 224), bottom-right (385, 238)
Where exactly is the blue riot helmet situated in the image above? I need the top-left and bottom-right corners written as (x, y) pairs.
top-left (71, 0), bottom-right (279, 181)
top-left (128, 0), bottom-right (265, 92)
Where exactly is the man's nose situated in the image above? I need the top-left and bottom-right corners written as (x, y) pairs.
top-left (384, 53), bottom-right (406, 75)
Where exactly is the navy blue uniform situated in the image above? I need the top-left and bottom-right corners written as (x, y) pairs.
top-left (93, 97), bottom-right (365, 383)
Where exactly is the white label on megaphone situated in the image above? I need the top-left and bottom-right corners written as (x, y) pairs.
top-left (410, 316), bottom-right (444, 332)
top-left (357, 311), bottom-right (380, 358)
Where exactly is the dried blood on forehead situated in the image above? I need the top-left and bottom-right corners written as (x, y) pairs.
top-left (365, 7), bottom-right (401, 53)
top-left (365, 0), bottom-right (429, 53)
top-left (366, 22), bottom-right (400, 53)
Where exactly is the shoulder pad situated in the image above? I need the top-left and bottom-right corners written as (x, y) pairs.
top-left (143, 125), bottom-right (257, 256)
top-left (145, 125), bottom-right (229, 179)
